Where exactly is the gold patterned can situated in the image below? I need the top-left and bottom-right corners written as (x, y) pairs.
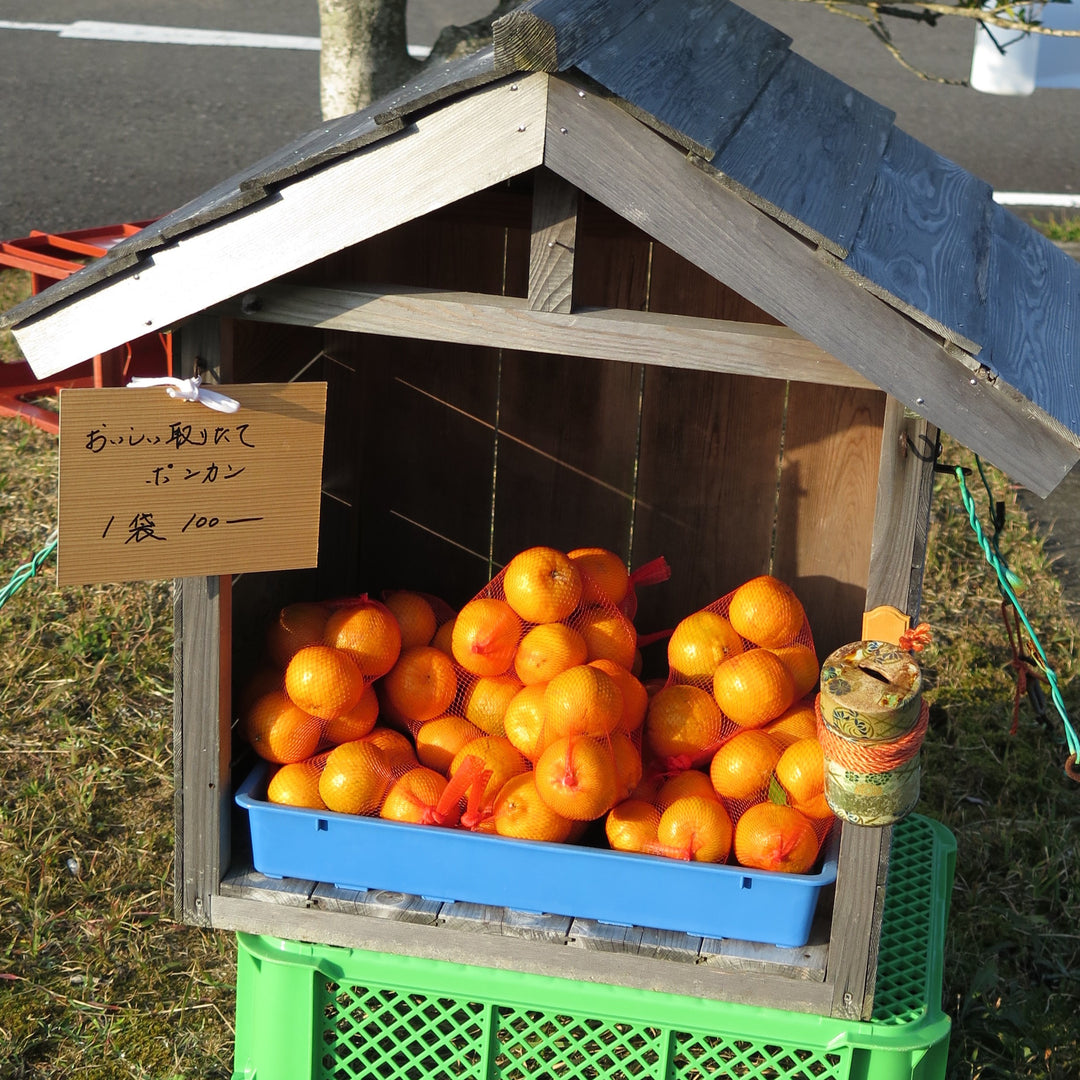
top-left (823, 756), bottom-right (921, 826)
top-left (818, 640), bottom-right (922, 743)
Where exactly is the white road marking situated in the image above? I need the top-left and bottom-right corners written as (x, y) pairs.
top-left (0, 19), bottom-right (432, 57)
top-left (994, 192), bottom-right (1080, 208)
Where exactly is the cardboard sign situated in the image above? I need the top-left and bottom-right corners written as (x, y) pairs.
top-left (58, 382), bottom-right (327, 585)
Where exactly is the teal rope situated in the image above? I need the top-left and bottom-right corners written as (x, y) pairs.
top-left (0, 530), bottom-right (57, 610)
top-left (955, 464), bottom-right (1080, 763)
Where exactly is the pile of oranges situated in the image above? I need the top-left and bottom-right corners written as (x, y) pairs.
top-left (241, 546), bottom-right (649, 842)
top-left (620, 575), bottom-right (833, 874)
top-left (240, 550), bottom-right (834, 878)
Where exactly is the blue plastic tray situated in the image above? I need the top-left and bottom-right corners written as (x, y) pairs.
top-left (235, 761), bottom-right (839, 947)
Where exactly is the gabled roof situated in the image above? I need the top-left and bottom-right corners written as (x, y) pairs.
top-left (5, 0), bottom-right (1078, 495)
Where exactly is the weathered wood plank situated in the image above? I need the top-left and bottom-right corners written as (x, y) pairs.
top-left (576, 0), bottom-right (791, 160)
top-left (843, 127), bottom-right (993, 354)
top-left (569, 918), bottom-right (721, 965)
top-left (700, 907), bottom-right (830, 981)
top-left (13, 73), bottom-right (549, 380)
top-left (568, 918), bottom-right (645, 953)
top-left (827, 823), bottom-right (891, 1019)
top-left (542, 74), bottom-right (1077, 496)
top-left (528, 169), bottom-right (579, 313)
top-left (493, 349), bottom-right (640, 563)
top-left (325, 331), bottom-right (495, 606)
top-left (493, 0), bottom-right (652, 72)
top-left (216, 284), bottom-right (872, 390)
top-left (983, 201), bottom-right (1080, 439)
top-left (710, 52), bottom-right (894, 256)
top-left (631, 332), bottom-right (786, 640)
top-left (439, 902), bottom-right (573, 943)
top-left (372, 44), bottom-right (499, 125)
top-left (867, 399), bottom-right (939, 620)
top-left (310, 885), bottom-right (442, 924)
top-left (219, 866), bottom-right (315, 906)
top-left (773, 383), bottom-right (887, 661)
top-left (174, 316), bottom-right (232, 927)
top-left (211, 894), bottom-right (836, 1013)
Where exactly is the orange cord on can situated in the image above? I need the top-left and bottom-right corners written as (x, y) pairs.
top-left (814, 696), bottom-right (930, 774)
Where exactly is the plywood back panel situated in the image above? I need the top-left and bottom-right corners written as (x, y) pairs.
top-left (493, 350), bottom-right (641, 563)
top-left (773, 382), bottom-right (887, 659)
top-left (632, 242), bottom-right (787, 649)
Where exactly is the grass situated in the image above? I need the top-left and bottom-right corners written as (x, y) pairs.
top-left (2, 265), bottom-right (1079, 1077)
top-left (1029, 214), bottom-right (1080, 244)
top-left (1, 269), bottom-right (236, 1078)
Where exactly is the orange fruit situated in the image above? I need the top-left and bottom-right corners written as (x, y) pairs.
top-left (629, 770), bottom-right (666, 805)
top-left (567, 547), bottom-right (630, 606)
top-left (576, 606), bottom-right (637, 669)
top-left (534, 735), bottom-right (619, 821)
top-left (775, 737), bottom-right (826, 806)
top-left (382, 645), bottom-right (458, 723)
top-left (450, 736), bottom-right (530, 811)
top-left (709, 729), bottom-right (783, 803)
top-left (656, 768), bottom-right (720, 811)
top-left (284, 644), bottom-right (365, 720)
top-left (712, 648), bottom-right (795, 728)
top-left (244, 691), bottom-right (322, 764)
top-left (238, 666), bottom-right (285, 714)
top-left (431, 615), bottom-right (456, 656)
top-left (514, 622), bottom-right (588, 685)
top-left (609, 730), bottom-right (644, 801)
top-left (763, 701), bottom-right (819, 748)
top-left (323, 600), bottom-right (401, 679)
top-left (502, 546), bottom-right (583, 623)
top-left (590, 659), bottom-right (648, 733)
top-left (727, 575), bottom-right (807, 649)
top-left (380, 766), bottom-right (456, 826)
top-left (451, 598), bottom-right (522, 677)
top-left (667, 610), bottom-right (744, 681)
top-left (414, 715), bottom-right (485, 775)
top-left (769, 643), bottom-right (819, 700)
top-left (491, 773), bottom-right (575, 843)
top-left (643, 683), bottom-right (726, 768)
top-left (266, 757), bottom-right (328, 809)
top-left (543, 664), bottom-right (623, 739)
top-left (502, 683), bottom-right (553, 762)
top-left (793, 792), bottom-right (835, 821)
top-left (605, 799), bottom-right (661, 852)
top-left (322, 683), bottom-right (379, 746)
top-left (382, 590), bottom-right (438, 648)
top-left (266, 602), bottom-right (329, 669)
top-left (656, 795), bottom-right (733, 863)
top-left (361, 726), bottom-right (418, 771)
top-left (463, 674), bottom-right (522, 736)
top-left (318, 740), bottom-right (391, 815)
top-left (734, 802), bottom-right (820, 873)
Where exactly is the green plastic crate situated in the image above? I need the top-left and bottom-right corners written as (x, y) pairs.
top-left (232, 814), bottom-right (955, 1080)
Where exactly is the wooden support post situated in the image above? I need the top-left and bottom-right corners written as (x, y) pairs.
top-left (528, 168), bottom-right (579, 313)
top-left (173, 315), bottom-right (233, 925)
top-left (827, 396), bottom-right (938, 1018)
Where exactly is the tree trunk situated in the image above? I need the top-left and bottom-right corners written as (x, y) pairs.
top-left (318, 0), bottom-right (419, 119)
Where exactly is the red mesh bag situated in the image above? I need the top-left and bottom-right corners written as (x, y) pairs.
top-left (240, 594), bottom-right (402, 769)
top-left (621, 574), bottom-right (836, 870)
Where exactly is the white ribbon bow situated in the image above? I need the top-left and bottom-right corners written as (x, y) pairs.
top-left (127, 375), bottom-right (240, 414)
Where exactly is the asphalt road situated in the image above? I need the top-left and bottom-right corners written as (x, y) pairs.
top-left (0, 0), bottom-right (1077, 244)
top-left (0, 0), bottom-right (491, 239)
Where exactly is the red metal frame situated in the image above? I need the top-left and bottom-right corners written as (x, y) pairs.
top-left (0, 221), bottom-right (173, 434)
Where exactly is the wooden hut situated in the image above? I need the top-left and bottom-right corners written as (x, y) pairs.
top-left (5, 0), bottom-right (1079, 1023)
